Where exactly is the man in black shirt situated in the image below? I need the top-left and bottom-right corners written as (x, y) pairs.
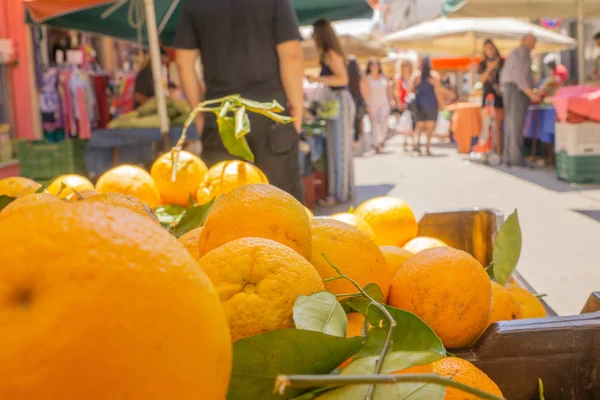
top-left (173, 0), bottom-right (305, 202)
top-left (133, 47), bottom-right (169, 109)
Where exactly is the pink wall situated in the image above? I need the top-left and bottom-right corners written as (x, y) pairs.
top-left (0, 0), bottom-right (35, 140)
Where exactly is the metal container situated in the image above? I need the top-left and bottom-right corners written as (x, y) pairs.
top-left (418, 209), bottom-right (600, 400)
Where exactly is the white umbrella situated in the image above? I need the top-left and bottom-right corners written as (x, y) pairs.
top-left (442, 0), bottom-right (594, 83)
top-left (383, 17), bottom-right (577, 57)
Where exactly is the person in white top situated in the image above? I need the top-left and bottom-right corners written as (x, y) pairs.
top-left (364, 58), bottom-right (394, 153)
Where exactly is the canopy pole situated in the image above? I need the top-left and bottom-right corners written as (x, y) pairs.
top-left (143, 0), bottom-right (170, 141)
top-left (577, 0), bottom-right (585, 84)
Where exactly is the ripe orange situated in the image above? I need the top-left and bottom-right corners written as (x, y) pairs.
top-left (403, 236), bottom-right (448, 254)
top-left (0, 177), bottom-right (40, 197)
top-left (310, 218), bottom-right (392, 301)
top-left (151, 150), bottom-right (208, 207)
top-left (305, 207), bottom-right (315, 219)
top-left (178, 227), bottom-right (203, 260)
top-left (83, 192), bottom-right (158, 222)
top-left (197, 237), bottom-right (324, 342)
top-left (78, 190), bottom-right (99, 199)
top-left (388, 248), bottom-right (492, 349)
top-left (199, 184), bottom-right (312, 260)
top-left (0, 201), bottom-right (231, 400)
top-left (506, 284), bottom-right (547, 319)
top-left (396, 357), bottom-right (503, 400)
top-left (354, 196), bottom-right (418, 247)
top-left (330, 212), bottom-right (376, 240)
top-left (96, 165), bottom-right (161, 209)
top-left (46, 174), bottom-right (95, 202)
top-left (0, 193), bottom-right (62, 217)
top-left (346, 313), bottom-right (367, 337)
top-left (487, 281), bottom-right (524, 327)
top-left (196, 160), bottom-right (269, 205)
top-left (380, 246), bottom-right (414, 277)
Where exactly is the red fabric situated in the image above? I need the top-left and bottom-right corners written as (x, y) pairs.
top-left (92, 75), bottom-right (110, 128)
top-left (552, 65), bottom-right (569, 85)
top-left (568, 90), bottom-right (600, 122)
top-left (76, 88), bottom-right (92, 139)
top-left (396, 76), bottom-right (410, 106)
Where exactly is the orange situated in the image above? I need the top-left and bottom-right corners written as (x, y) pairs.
top-left (354, 196), bottom-right (418, 247)
top-left (507, 284), bottom-right (547, 319)
top-left (0, 177), bottom-right (40, 197)
top-left (305, 207), bottom-right (315, 219)
top-left (179, 227), bottom-right (203, 260)
top-left (330, 212), bottom-right (376, 240)
top-left (396, 357), bottom-right (503, 400)
top-left (199, 184), bottom-right (312, 260)
top-left (197, 237), bottom-right (324, 342)
top-left (151, 150), bottom-right (208, 207)
top-left (403, 236), bottom-right (448, 254)
top-left (0, 193), bottom-right (62, 217)
top-left (0, 201), bottom-right (231, 400)
top-left (196, 160), bottom-right (269, 205)
top-left (346, 312), bottom-right (367, 337)
top-left (83, 192), bottom-right (158, 222)
top-left (310, 218), bottom-right (392, 301)
top-left (388, 247), bottom-right (492, 349)
top-left (96, 165), bottom-right (161, 209)
top-left (380, 246), bottom-right (414, 277)
top-left (78, 190), bottom-right (99, 199)
top-left (487, 281), bottom-right (524, 327)
top-left (46, 174), bottom-right (95, 202)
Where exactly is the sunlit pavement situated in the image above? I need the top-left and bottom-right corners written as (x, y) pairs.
top-left (317, 135), bottom-right (600, 316)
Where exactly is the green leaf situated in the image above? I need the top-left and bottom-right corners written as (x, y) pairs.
top-left (344, 283), bottom-right (384, 316)
top-left (492, 210), bottom-right (522, 286)
top-left (294, 292), bottom-right (348, 337)
top-left (237, 97), bottom-right (285, 113)
top-left (264, 110), bottom-right (293, 124)
top-left (291, 387), bottom-right (332, 400)
top-left (154, 204), bottom-right (186, 229)
top-left (217, 115), bottom-right (255, 162)
top-left (313, 352), bottom-right (445, 400)
top-left (0, 195), bottom-right (16, 211)
top-left (228, 329), bottom-right (365, 400)
top-left (188, 193), bottom-right (197, 207)
top-left (171, 200), bottom-right (214, 238)
top-left (234, 106), bottom-right (251, 140)
top-left (35, 179), bottom-right (53, 193)
top-left (348, 206), bottom-right (355, 214)
top-left (356, 305), bottom-right (445, 359)
top-left (538, 378), bottom-right (545, 400)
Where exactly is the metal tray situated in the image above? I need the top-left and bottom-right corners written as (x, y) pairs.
top-left (418, 209), bottom-right (600, 399)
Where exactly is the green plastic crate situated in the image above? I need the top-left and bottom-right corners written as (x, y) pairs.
top-left (17, 139), bottom-right (88, 180)
top-left (556, 151), bottom-right (600, 184)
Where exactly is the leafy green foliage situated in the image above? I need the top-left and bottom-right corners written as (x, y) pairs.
top-left (341, 283), bottom-right (384, 315)
top-left (356, 305), bottom-right (445, 359)
top-left (35, 179), bottom-right (54, 193)
top-left (154, 205), bottom-right (186, 230)
top-left (492, 210), bottom-right (522, 286)
top-left (171, 200), bottom-right (214, 238)
top-left (309, 353), bottom-right (445, 400)
top-left (228, 330), bottom-right (365, 400)
top-left (217, 115), bottom-right (254, 162)
top-left (0, 195), bottom-right (16, 211)
top-left (294, 292), bottom-right (348, 337)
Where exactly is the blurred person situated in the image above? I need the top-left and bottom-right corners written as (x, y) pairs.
top-left (364, 58), bottom-right (393, 153)
top-left (478, 38), bottom-right (505, 155)
top-left (395, 60), bottom-right (414, 151)
top-left (347, 57), bottom-right (368, 148)
top-left (594, 32), bottom-right (600, 80)
top-left (306, 19), bottom-right (356, 205)
top-left (500, 34), bottom-right (541, 167)
top-left (543, 54), bottom-right (569, 88)
top-left (409, 55), bottom-right (451, 156)
top-left (173, 0), bottom-right (305, 202)
top-left (133, 47), bottom-right (169, 109)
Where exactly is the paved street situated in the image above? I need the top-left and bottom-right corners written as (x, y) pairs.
top-left (317, 136), bottom-right (600, 316)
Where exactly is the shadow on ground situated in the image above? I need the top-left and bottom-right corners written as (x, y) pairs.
top-left (483, 164), bottom-right (600, 193)
top-left (314, 184), bottom-right (395, 216)
top-left (572, 209), bottom-right (600, 223)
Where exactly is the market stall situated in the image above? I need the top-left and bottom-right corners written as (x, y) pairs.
top-left (383, 17), bottom-right (576, 154)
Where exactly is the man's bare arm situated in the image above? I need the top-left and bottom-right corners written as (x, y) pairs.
top-left (176, 49), bottom-right (203, 109)
top-left (277, 40), bottom-right (304, 133)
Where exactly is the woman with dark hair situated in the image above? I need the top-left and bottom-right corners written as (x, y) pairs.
top-left (365, 58), bottom-right (393, 153)
top-left (347, 56), bottom-right (368, 147)
top-left (395, 60), bottom-right (414, 151)
top-left (478, 38), bottom-right (505, 155)
top-left (307, 18), bottom-right (356, 205)
top-left (409, 55), bottom-right (449, 155)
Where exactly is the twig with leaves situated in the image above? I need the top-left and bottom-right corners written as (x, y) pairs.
top-left (170, 95), bottom-right (293, 182)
